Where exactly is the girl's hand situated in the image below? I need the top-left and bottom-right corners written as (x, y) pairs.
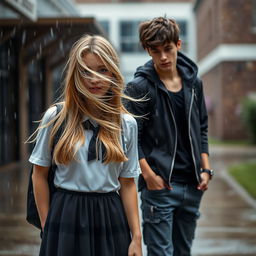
top-left (128, 236), bottom-right (142, 256)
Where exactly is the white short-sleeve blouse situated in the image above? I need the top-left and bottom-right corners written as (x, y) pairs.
top-left (29, 106), bottom-right (141, 193)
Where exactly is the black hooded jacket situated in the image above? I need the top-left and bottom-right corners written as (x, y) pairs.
top-left (125, 52), bottom-right (209, 190)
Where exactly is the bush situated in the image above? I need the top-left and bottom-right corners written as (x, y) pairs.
top-left (241, 96), bottom-right (256, 144)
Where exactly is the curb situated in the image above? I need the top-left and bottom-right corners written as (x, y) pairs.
top-left (221, 168), bottom-right (256, 210)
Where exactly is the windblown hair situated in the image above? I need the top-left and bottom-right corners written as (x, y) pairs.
top-left (139, 17), bottom-right (180, 49)
top-left (32, 35), bottom-right (132, 165)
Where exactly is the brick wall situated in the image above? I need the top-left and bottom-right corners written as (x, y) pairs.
top-left (201, 64), bottom-right (223, 139)
top-left (196, 0), bottom-right (222, 61)
top-left (221, 61), bottom-right (256, 140)
top-left (195, 0), bottom-right (256, 140)
top-left (221, 0), bottom-right (256, 44)
top-left (196, 0), bottom-right (256, 61)
top-left (202, 61), bottom-right (256, 140)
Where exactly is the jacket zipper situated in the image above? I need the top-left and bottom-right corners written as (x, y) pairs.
top-left (188, 88), bottom-right (200, 183)
top-left (166, 95), bottom-right (178, 187)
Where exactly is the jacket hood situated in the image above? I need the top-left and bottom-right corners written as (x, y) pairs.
top-left (134, 51), bottom-right (198, 86)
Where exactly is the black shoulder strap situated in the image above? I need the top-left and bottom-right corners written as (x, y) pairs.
top-left (51, 104), bottom-right (64, 165)
top-left (52, 104), bottom-right (63, 148)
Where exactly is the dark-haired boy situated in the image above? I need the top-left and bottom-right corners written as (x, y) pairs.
top-left (125, 17), bottom-right (212, 256)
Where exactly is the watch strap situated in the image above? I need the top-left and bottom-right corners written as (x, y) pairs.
top-left (201, 168), bottom-right (214, 179)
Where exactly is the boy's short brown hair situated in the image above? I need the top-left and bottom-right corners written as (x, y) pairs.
top-left (139, 17), bottom-right (180, 49)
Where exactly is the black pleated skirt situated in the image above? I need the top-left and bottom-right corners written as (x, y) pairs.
top-left (40, 188), bottom-right (131, 256)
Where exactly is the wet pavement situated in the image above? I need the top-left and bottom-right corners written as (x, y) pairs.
top-left (0, 145), bottom-right (256, 256)
top-left (192, 146), bottom-right (256, 256)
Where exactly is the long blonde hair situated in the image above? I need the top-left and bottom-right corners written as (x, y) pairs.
top-left (35, 35), bottom-right (132, 165)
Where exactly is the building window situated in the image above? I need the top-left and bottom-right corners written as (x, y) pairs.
top-left (177, 20), bottom-right (188, 53)
top-left (120, 20), bottom-right (144, 53)
top-left (119, 19), bottom-right (188, 53)
top-left (99, 20), bottom-right (110, 37)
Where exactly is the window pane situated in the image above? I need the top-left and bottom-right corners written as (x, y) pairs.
top-left (177, 20), bottom-right (188, 53)
top-left (99, 20), bottom-right (110, 37)
top-left (178, 20), bottom-right (187, 37)
top-left (120, 20), bottom-right (143, 53)
top-left (121, 22), bottom-right (134, 37)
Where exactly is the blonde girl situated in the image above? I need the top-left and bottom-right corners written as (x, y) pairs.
top-left (29, 35), bottom-right (142, 256)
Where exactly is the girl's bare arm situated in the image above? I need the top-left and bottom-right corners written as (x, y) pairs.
top-left (32, 165), bottom-right (50, 230)
top-left (119, 177), bottom-right (142, 256)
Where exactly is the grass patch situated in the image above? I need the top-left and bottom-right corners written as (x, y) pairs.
top-left (229, 161), bottom-right (256, 199)
top-left (209, 138), bottom-right (252, 146)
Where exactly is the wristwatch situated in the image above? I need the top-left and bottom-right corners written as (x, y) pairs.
top-left (201, 169), bottom-right (214, 179)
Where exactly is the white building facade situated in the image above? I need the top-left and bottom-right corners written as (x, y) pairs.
top-left (77, 2), bottom-right (196, 82)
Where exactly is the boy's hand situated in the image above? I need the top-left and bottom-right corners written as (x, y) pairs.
top-left (197, 172), bottom-right (210, 191)
top-left (145, 174), bottom-right (172, 190)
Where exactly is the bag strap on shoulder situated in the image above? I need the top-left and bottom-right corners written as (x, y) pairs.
top-left (51, 103), bottom-right (64, 164)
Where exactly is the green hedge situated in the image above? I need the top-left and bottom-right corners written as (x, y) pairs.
top-left (229, 161), bottom-right (256, 199)
top-left (241, 97), bottom-right (256, 144)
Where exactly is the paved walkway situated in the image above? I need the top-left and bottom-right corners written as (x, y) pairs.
top-left (0, 145), bottom-right (256, 256)
top-left (192, 145), bottom-right (256, 256)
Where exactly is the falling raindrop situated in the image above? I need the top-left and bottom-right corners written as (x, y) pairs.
top-left (26, 89), bottom-right (29, 102)
top-left (11, 27), bottom-right (16, 37)
top-left (39, 44), bottom-right (42, 55)
top-left (50, 27), bottom-right (54, 38)
top-left (22, 30), bottom-right (26, 45)
top-left (59, 40), bottom-right (64, 52)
